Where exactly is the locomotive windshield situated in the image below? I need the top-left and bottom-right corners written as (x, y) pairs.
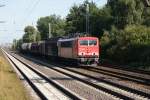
top-left (89, 40), bottom-right (97, 45)
top-left (80, 40), bottom-right (88, 45)
top-left (79, 40), bottom-right (97, 46)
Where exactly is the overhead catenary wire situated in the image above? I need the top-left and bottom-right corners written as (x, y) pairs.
top-left (0, 0), bottom-right (6, 7)
top-left (10, 0), bottom-right (39, 33)
top-left (22, 1), bottom-right (37, 21)
top-left (22, 0), bottom-right (40, 26)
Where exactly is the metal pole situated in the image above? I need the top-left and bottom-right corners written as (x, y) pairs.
top-left (48, 23), bottom-right (51, 38)
top-left (34, 31), bottom-right (36, 42)
top-left (86, 3), bottom-right (89, 35)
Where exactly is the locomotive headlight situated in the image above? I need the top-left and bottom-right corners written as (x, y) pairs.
top-left (79, 52), bottom-right (84, 56)
top-left (93, 53), bottom-right (98, 56)
top-left (93, 53), bottom-right (95, 55)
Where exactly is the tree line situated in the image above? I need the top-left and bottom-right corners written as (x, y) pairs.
top-left (13, 0), bottom-right (150, 67)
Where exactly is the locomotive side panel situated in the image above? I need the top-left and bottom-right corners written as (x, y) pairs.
top-left (60, 48), bottom-right (73, 58)
top-left (58, 40), bottom-right (73, 59)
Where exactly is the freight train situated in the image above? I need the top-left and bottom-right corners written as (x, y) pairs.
top-left (21, 36), bottom-right (100, 66)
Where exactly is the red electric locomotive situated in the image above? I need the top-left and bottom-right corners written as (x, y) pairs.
top-left (58, 36), bottom-right (99, 65)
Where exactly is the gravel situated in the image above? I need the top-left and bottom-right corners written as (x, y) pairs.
top-left (12, 53), bottom-right (118, 100)
top-left (66, 67), bottom-right (150, 96)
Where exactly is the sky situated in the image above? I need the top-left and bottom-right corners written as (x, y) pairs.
top-left (0, 0), bottom-right (107, 44)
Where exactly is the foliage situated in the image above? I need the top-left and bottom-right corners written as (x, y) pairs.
top-left (66, 1), bottom-right (112, 37)
top-left (23, 26), bottom-right (40, 43)
top-left (12, 39), bottom-right (17, 50)
top-left (100, 0), bottom-right (150, 67)
top-left (12, 26), bottom-right (40, 50)
top-left (101, 25), bottom-right (150, 64)
top-left (107, 0), bottom-right (145, 29)
top-left (142, 7), bottom-right (150, 26)
top-left (35, 31), bottom-right (41, 41)
top-left (37, 15), bottom-right (66, 40)
top-left (12, 39), bottom-right (23, 50)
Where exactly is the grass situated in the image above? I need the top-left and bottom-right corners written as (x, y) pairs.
top-left (0, 50), bottom-right (30, 100)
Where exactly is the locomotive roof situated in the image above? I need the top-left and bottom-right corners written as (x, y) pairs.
top-left (58, 37), bottom-right (78, 42)
top-left (79, 37), bottom-right (98, 39)
top-left (46, 37), bottom-right (62, 41)
top-left (58, 36), bottom-right (98, 42)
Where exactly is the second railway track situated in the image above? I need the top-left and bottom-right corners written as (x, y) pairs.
top-left (101, 60), bottom-right (150, 75)
top-left (88, 66), bottom-right (150, 85)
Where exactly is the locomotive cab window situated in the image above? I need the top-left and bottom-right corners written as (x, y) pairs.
top-left (89, 40), bottom-right (97, 46)
top-left (60, 41), bottom-right (73, 47)
top-left (79, 40), bottom-right (88, 45)
top-left (79, 40), bottom-right (97, 46)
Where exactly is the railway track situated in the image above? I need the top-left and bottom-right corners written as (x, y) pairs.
top-left (59, 59), bottom-right (150, 87)
top-left (10, 51), bottom-right (150, 100)
top-left (3, 50), bottom-right (126, 100)
top-left (58, 61), bottom-right (150, 86)
top-left (101, 60), bottom-right (150, 75)
top-left (87, 66), bottom-right (150, 86)
top-left (2, 49), bottom-right (81, 100)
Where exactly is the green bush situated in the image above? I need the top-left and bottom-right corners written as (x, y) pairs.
top-left (101, 25), bottom-right (150, 65)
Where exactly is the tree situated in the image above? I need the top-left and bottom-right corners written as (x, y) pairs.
top-left (12, 39), bottom-right (17, 49)
top-left (37, 15), bottom-right (66, 40)
top-left (142, 5), bottom-right (150, 26)
top-left (23, 26), bottom-right (39, 42)
top-left (35, 31), bottom-right (41, 41)
top-left (12, 39), bottom-right (23, 50)
top-left (92, 6), bottom-right (112, 37)
top-left (66, 1), bottom-right (112, 37)
top-left (107, 0), bottom-right (145, 29)
top-left (66, 1), bottom-right (98, 35)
